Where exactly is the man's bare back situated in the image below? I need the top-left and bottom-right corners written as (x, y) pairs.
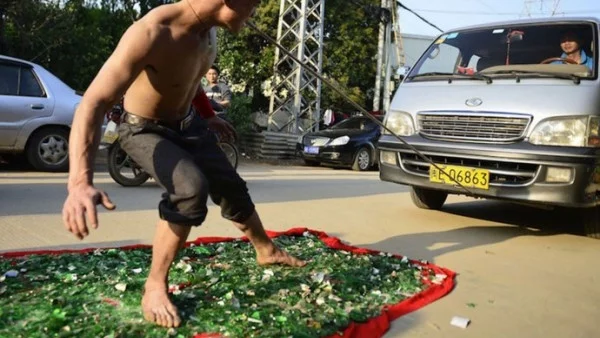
top-left (62, 0), bottom-right (305, 329)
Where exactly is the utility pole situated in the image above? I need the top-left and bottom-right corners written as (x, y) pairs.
top-left (372, 0), bottom-right (388, 113)
top-left (374, 0), bottom-right (401, 115)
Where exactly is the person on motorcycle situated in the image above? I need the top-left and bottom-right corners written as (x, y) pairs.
top-left (204, 65), bottom-right (232, 114)
top-left (62, 0), bottom-right (306, 329)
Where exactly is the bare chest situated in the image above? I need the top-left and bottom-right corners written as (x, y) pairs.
top-left (146, 34), bottom-right (216, 90)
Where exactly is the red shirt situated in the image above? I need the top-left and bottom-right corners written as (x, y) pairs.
top-left (191, 90), bottom-right (216, 119)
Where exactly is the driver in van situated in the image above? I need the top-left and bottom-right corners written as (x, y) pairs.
top-left (552, 31), bottom-right (594, 70)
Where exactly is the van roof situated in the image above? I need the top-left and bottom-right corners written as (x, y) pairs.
top-left (445, 16), bottom-right (599, 34)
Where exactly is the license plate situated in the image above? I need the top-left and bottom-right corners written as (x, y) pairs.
top-left (101, 121), bottom-right (119, 144)
top-left (429, 164), bottom-right (490, 190)
top-left (304, 146), bottom-right (319, 154)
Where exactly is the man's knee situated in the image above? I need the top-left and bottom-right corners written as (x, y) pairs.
top-left (159, 168), bottom-right (210, 226)
top-left (210, 178), bottom-right (256, 223)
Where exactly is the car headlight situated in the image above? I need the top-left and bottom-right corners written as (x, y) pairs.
top-left (529, 116), bottom-right (600, 147)
top-left (383, 111), bottom-right (415, 136)
top-left (329, 136), bottom-right (350, 146)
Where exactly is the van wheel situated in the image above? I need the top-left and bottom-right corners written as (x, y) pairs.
top-left (410, 187), bottom-right (448, 210)
top-left (581, 206), bottom-right (600, 239)
top-left (26, 127), bottom-right (70, 172)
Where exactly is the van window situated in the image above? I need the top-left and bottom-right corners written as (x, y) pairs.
top-left (407, 22), bottom-right (597, 81)
top-left (418, 44), bottom-right (461, 74)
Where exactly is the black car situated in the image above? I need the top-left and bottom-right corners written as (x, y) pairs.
top-left (297, 115), bottom-right (383, 171)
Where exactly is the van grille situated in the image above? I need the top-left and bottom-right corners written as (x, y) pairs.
top-left (417, 113), bottom-right (531, 142)
top-left (399, 152), bottom-right (539, 186)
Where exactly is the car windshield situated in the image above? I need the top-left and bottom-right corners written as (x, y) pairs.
top-left (330, 117), bottom-right (379, 131)
top-left (406, 21), bottom-right (596, 82)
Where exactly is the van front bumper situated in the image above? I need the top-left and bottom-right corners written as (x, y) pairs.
top-left (377, 135), bottom-right (600, 208)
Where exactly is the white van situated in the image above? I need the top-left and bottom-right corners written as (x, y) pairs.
top-left (377, 17), bottom-right (599, 238)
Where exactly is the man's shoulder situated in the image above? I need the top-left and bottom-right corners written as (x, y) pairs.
top-left (122, 18), bottom-right (171, 49)
top-left (133, 5), bottom-right (178, 39)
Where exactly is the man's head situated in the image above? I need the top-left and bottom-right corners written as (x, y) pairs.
top-left (206, 65), bottom-right (220, 83)
top-left (560, 31), bottom-right (583, 55)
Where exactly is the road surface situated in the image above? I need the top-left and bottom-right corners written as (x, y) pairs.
top-left (1, 161), bottom-right (599, 338)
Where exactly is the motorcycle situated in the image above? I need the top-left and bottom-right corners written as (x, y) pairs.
top-left (101, 100), bottom-right (239, 187)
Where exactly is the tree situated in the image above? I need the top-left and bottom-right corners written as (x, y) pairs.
top-left (2, 0), bottom-right (382, 113)
top-left (215, 0), bottom-right (382, 112)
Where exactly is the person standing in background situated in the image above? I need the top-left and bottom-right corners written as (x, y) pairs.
top-left (204, 65), bottom-right (232, 114)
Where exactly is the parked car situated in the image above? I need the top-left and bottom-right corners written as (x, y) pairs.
top-left (297, 115), bottom-right (383, 171)
top-left (376, 17), bottom-right (600, 238)
top-left (0, 54), bottom-right (82, 172)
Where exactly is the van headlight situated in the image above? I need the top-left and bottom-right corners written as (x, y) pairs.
top-left (383, 111), bottom-right (415, 136)
top-left (529, 116), bottom-right (600, 147)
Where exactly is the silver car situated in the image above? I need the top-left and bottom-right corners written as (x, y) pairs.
top-left (377, 17), bottom-right (600, 238)
top-left (0, 54), bottom-right (82, 172)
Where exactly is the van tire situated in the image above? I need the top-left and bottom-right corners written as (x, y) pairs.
top-left (581, 206), bottom-right (600, 239)
top-left (410, 187), bottom-right (448, 210)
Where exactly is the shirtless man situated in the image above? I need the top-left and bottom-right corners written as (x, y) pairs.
top-left (62, 0), bottom-right (306, 328)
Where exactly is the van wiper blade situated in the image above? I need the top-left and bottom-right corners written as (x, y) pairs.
top-left (484, 69), bottom-right (581, 84)
top-left (408, 72), bottom-right (493, 84)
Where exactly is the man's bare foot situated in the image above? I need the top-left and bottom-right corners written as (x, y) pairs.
top-left (256, 244), bottom-right (307, 267)
top-left (142, 286), bottom-right (181, 328)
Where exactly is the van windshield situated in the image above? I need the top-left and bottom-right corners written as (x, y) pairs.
top-left (406, 21), bottom-right (597, 82)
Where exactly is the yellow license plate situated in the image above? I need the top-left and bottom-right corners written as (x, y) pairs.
top-left (429, 164), bottom-right (490, 190)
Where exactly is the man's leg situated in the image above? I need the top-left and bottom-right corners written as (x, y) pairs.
top-left (185, 120), bottom-right (306, 267)
top-left (232, 211), bottom-right (306, 266)
top-left (143, 220), bottom-right (190, 328)
top-left (118, 121), bottom-right (212, 328)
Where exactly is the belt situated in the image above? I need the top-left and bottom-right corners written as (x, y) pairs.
top-left (123, 110), bottom-right (194, 131)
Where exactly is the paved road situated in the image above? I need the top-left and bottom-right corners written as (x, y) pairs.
top-left (1, 161), bottom-right (599, 338)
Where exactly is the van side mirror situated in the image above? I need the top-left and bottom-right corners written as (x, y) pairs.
top-left (396, 65), bottom-right (411, 78)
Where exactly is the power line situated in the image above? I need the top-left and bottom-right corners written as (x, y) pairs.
top-left (407, 8), bottom-right (600, 16)
top-left (396, 1), bottom-right (444, 32)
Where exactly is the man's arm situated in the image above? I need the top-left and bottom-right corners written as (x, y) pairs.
top-left (67, 23), bottom-right (159, 190)
top-left (219, 84), bottom-right (232, 108)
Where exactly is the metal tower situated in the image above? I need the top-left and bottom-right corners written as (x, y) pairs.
top-left (521, 0), bottom-right (563, 17)
top-left (267, 0), bottom-right (325, 134)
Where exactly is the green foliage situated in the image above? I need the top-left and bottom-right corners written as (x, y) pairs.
top-left (1, 0), bottom-right (381, 111)
top-left (226, 94), bottom-right (254, 135)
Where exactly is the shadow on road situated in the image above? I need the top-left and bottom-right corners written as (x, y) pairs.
top-left (360, 200), bottom-right (578, 263)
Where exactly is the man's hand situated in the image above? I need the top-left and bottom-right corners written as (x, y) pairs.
top-left (206, 116), bottom-right (237, 143)
top-left (62, 185), bottom-right (116, 240)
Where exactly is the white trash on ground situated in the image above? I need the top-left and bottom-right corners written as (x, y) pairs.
top-left (450, 316), bottom-right (471, 329)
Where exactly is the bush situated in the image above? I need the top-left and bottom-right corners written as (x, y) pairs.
top-left (226, 94), bottom-right (254, 135)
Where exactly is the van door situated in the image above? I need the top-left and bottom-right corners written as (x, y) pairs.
top-left (0, 61), bottom-right (53, 149)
